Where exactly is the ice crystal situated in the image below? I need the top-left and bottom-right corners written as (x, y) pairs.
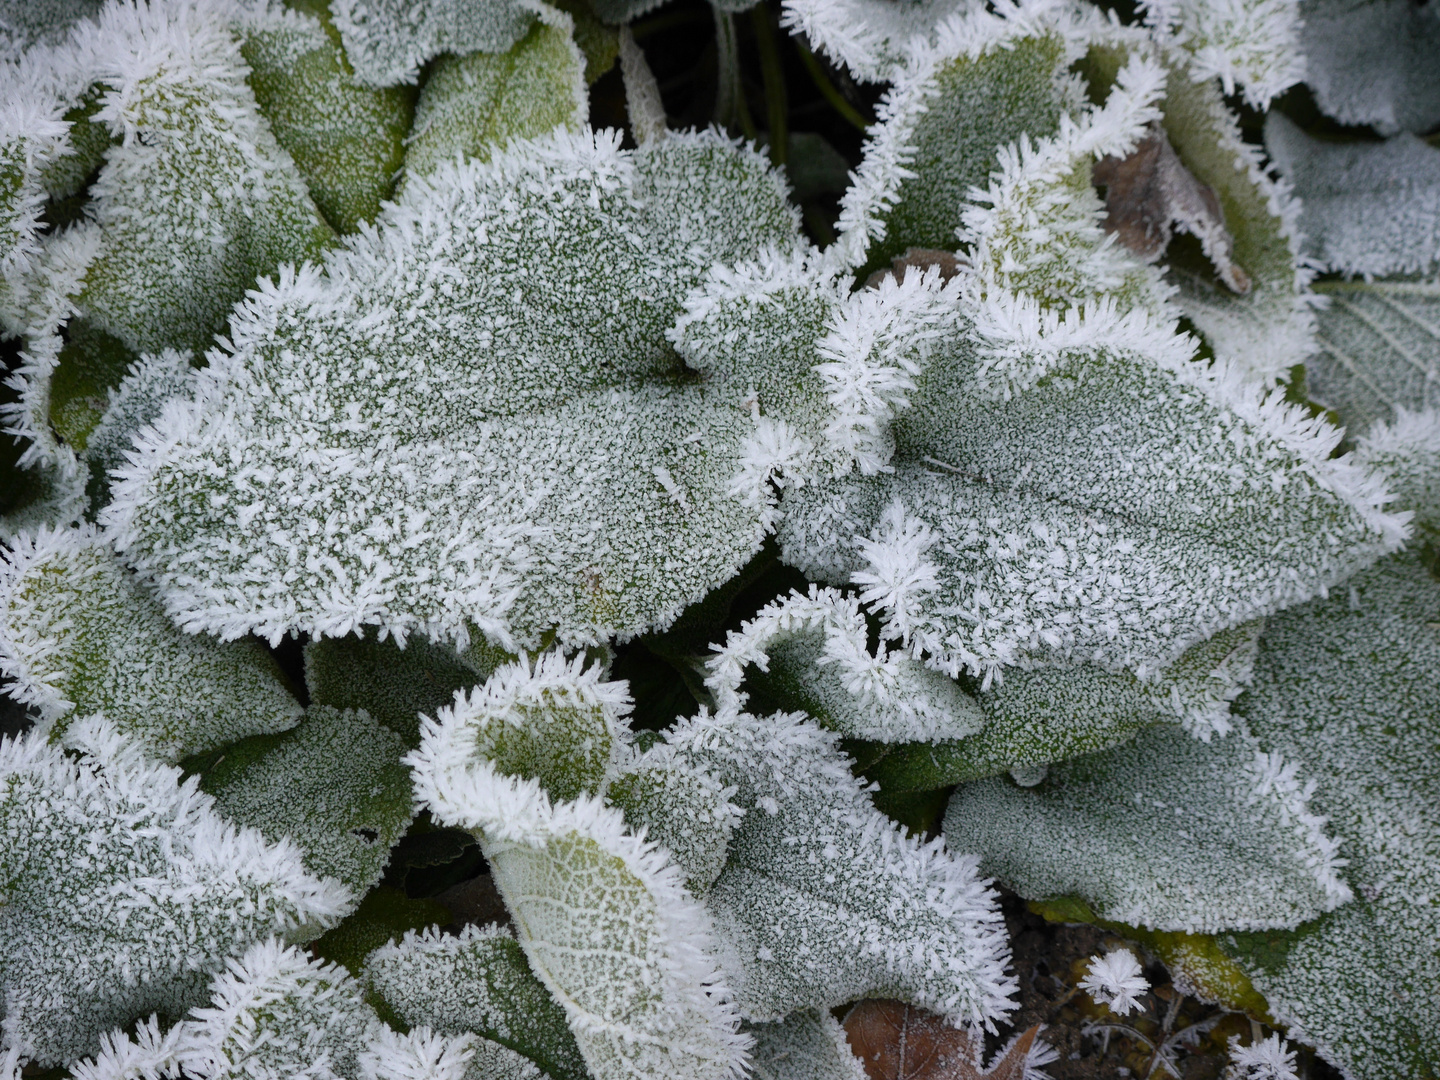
top-left (1078, 949), bottom-right (1147, 1016)
top-left (1296, 0), bottom-right (1440, 136)
top-left (1225, 1034), bottom-right (1299, 1080)
top-left (1143, 0), bottom-right (1304, 110)
top-left (363, 924), bottom-right (588, 1080)
top-left (1266, 113), bottom-right (1440, 279)
top-left (198, 705), bottom-right (415, 896)
top-left (0, 526), bottom-right (301, 762)
top-left (0, 716), bottom-right (347, 1066)
top-left (661, 708), bottom-right (1016, 1028)
top-left (943, 722), bottom-right (1351, 933)
top-left (104, 127), bottom-right (818, 651)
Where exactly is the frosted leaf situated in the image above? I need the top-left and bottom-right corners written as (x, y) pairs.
top-left (0, 716), bottom-right (348, 1066)
top-left (359, 1027), bottom-right (545, 1080)
top-left (1266, 113), bottom-right (1440, 279)
top-left (407, 690), bottom-right (751, 1080)
top-left (746, 1009), bottom-right (867, 1080)
top-left (363, 924), bottom-right (587, 1080)
top-left (1296, 0), bottom-right (1440, 136)
top-left (1215, 552), bottom-right (1440, 1080)
top-left (305, 628), bottom-right (507, 743)
top-left (0, 450), bottom-right (86, 544)
top-left (778, 0), bottom-right (973, 84)
top-left (238, 3), bottom-right (413, 233)
top-left (1353, 408), bottom-right (1440, 530)
top-left (176, 939), bottom-right (381, 1080)
top-left (1093, 123), bottom-right (1250, 295)
top-left (1143, 0), bottom-right (1304, 110)
top-left (1224, 1034), bottom-right (1299, 1080)
top-left (1149, 60), bottom-right (1315, 379)
top-left (0, 69), bottom-right (70, 282)
top-left (826, 1), bottom-right (1091, 274)
top-left (402, 18), bottom-right (585, 183)
top-left (80, 347), bottom-right (194, 505)
top-left (943, 723), bottom-right (1352, 933)
top-left (858, 621), bottom-right (1262, 793)
top-left (661, 708), bottom-right (1016, 1028)
top-left (703, 585), bottom-right (986, 743)
top-left (672, 252), bottom-right (950, 482)
top-left (1303, 279), bottom-right (1440, 435)
top-left (608, 742), bottom-right (742, 895)
top-left (199, 705), bottom-right (414, 897)
top-left (0, 526), bottom-right (302, 763)
top-left (104, 128), bottom-right (811, 650)
top-left (957, 55), bottom-right (1174, 334)
top-left (417, 651), bottom-right (631, 803)
top-left (0, 0), bottom-right (102, 56)
top-left (330, 0), bottom-right (542, 87)
top-left (778, 295), bottom-right (1402, 682)
top-left (47, 0), bottom-right (334, 355)
top-left (1078, 948), bottom-right (1147, 1015)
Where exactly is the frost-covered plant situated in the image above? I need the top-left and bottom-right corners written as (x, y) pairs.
top-left (2, 0), bottom-right (1439, 1078)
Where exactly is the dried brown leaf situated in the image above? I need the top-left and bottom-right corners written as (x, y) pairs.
top-left (863, 247), bottom-right (970, 289)
top-left (842, 1000), bottom-right (1046, 1080)
top-left (1094, 123), bottom-right (1251, 294)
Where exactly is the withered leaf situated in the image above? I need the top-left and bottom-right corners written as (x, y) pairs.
top-left (864, 247), bottom-right (970, 289)
top-left (842, 1000), bottom-right (1047, 1080)
top-left (1094, 123), bottom-right (1251, 295)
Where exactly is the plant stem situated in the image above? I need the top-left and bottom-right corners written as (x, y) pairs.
top-left (795, 40), bottom-right (871, 132)
top-left (750, 4), bottom-right (787, 166)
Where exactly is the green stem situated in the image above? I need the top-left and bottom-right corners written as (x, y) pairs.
top-left (795, 40), bottom-right (871, 132)
top-left (750, 4), bottom-right (787, 166)
top-left (713, 9), bottom-right (757, 141)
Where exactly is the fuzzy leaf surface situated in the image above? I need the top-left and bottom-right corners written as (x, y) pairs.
top-left (0, 717), bottom-right (348, 1066)
top-left (0, 526), bottom-right (301, 762)
top-left (104, 128), bottom-right (807, 651)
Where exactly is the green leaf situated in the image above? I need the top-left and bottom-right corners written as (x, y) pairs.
top-left (858, 622), bottom-right (1262, 792)
top-left (310, 885), bottom-right (452, 977)
top-left (0, 716), bottom-right (347, 1066)
top-left (241, 4), bottom-right (415, 233)
top-left (364, 924), bottom-right (588, 1080)
top-left (304, 627), bottom-right (504, 744)
top-left (943, 723), bottom-right (1351, 934)
top-left (0, 526), bottom-right (302, 764)
top-left (746, 1008), bottom-right (868, 1080)
top-left (402, 19), bottom-right (586, 182)
top-left (834, 17), bottom-right (1077, 276)
top-left (330, 0), bottom-right (538, 86)
top-left (105, 129), bottom-right (810, 650)
top-left (200, 705), bottom-right (416, 896)
top-left (49, 0), bottom-right (336, 355)
top-left (1155, 56), bottom-right (1316, 380)
top-left (662, 708), bottom-right (1016, 1027)
top-left (1215, 552), bottom-right (1440, 1080)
